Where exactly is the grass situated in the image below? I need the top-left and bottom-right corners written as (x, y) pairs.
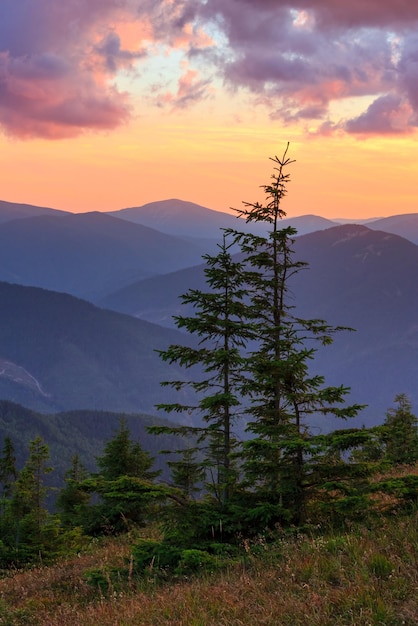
top-left (0, 510), bottom-right (417, 626)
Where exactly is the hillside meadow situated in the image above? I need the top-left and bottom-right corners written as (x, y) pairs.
top-left (0, 490), bottom-right (417, 626)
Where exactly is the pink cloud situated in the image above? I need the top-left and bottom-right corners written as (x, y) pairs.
top-left (0, 0), bottom-right (158, 138)
top-left (3, 0), bottom-right (418, 139)
top-left (157, 67), bottom-right (211, 110)
top-left (295, 0), bottom-right (418, 28)
top-left (344, 95), bottom-right (415, 135)
top-left (0, 50), bottom-right (132, 139)
top-left (192, 0), bottom-right (418, 136)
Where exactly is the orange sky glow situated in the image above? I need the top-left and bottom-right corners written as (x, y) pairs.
top-left (1, 1), bottom-right (418, 220)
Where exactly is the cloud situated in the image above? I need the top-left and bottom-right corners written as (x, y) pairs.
top-left (294, 0), bottom-right (418, 29)
top-left (0, 0), bottom-right (217, 138)
top-left (3, 0), bottom-right (418, 139)
top-left (344, 94), bottom-right (414, 135)
top-left (0, 0), bottom-right (155, 138)
top-left (94, 32), bottom-right (146, 73)
top-left (190, 0), bottom-right (418, 136)
top-left (156, 66), bottom-right (212, 110)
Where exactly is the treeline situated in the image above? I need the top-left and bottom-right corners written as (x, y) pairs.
top-left (0, 420), bottom-right (167, 565)
top-left (0, 398), bottom-right (417, 569)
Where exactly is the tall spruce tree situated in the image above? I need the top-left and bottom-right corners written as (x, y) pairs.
top-left (227, 145), bottom-right (363, 525)
top-left (154, 146), bottom-right (364, 534)
top-left (156, 235), bottom-right (254, 504)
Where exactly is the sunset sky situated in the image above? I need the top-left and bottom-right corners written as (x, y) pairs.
top-left (1, 0), bottom-right (418, 220)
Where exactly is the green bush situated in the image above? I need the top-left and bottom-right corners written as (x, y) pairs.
top-left (132, 539), bottom-right (182, 574)
top-left (176, 549), bottom-right (218, 575)
top-left (367, 552), bottom-right (393, 580)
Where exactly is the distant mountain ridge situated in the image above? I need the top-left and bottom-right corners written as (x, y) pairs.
top-left (0, 200), bottom-right (69, 223)
top-left (366, 213), bottom-right (418, 244)
top-left (0, 210), bottom-right (207, 301)
top-left (2, 196), bottom-right (418, 243)
top-left (0, 400), bottom-right (187, 491)
top-left (108, 199), bottom-right (260, 239)
top-left (101, 223), bottom-right (418, 424)
top-left (2, 198), bottom-right (418, 427)
top-left (0, 281), bottom-right (198, 416)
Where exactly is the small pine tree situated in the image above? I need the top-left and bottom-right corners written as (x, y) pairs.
top-left (167, 448), bottom-right (205, 500)
top-left (87, 419), bottom-right (162, 534)
top-left (382, 394), bottom-right (418, 465)
top-left (8, 436), bottom-right (53, 562)
top-left (57, 455), bottom-right (91, 528)
top-left (0, 436), bottom-right (17, 501)
top-left (96, 417), bottom-right (159, 481)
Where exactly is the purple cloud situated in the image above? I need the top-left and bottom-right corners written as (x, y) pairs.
top-left (191, 0), bottom-right (418, 136)
top-left (2, 0), bottom-right (418, 138)
top-left (0, 0), bottom-right (145, 138)
top-left (344, 94), bottom-right (414, 134)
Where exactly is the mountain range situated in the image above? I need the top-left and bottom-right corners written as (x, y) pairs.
top-left (0, 281), bottom-right (200, 416)
top-left (1, 197), bottom-right (418, 451)
top-left (0, 210), bottom-right (209, 301)
top-left (99, 223), bottom-right (418, 425)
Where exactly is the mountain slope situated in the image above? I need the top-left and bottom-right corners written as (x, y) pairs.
top-left (108, 199), bottom-right (337, 240)
top-left (0, 200), bottom-right (69, 224)
top-left (101, 224), bottom-right (418, 423)
top-left (108, 199), bottom-right (256, 239)
top-left (100, 262), bottom-right (207, 325)
top-left (367, 213), bottom-right (418, 244)
top-left (0, 282), bottom-right (197, 415)
top-left (0, 401), bottom-right (186, 488)
top-left (0, 211), bottom-right (206, 301)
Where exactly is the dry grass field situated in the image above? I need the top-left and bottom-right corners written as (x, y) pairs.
top-left (0, 507), bottom-right (417, 626)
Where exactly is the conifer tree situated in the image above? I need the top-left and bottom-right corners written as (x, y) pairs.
top-left (96, 417), bottom-right (159, 482)
top-left (227, 145), bottom-right (363, 525)
top-left (167, 448), bottom-right (205, 500)
top-left (86, 419), bottom-right (162, 534)
top-left (9, 436), bottom-right (53, 561)
top-left (155, 235), bottom-right (254, 504)
top-left (154, 146), bottom-right (364, 534)
top-left (382, 394), bottom-right (418, 465)
top-left (0, 436), bottom-right (17, 501)
top-left (57, 455), bottom-right (90, 528)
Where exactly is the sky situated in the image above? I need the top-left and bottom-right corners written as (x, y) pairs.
top-left (1, 0), bottom-right (418, 220)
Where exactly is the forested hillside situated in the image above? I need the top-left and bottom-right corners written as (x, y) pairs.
top-left (0, 282), bottom-right (198, 414)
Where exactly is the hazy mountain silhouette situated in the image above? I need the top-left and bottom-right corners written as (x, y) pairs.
top-left (109, 198), bottom-right (418, 247)
top-left (367, 213), bottom-right (418, 244)
top-left (0, 281), bottom-right (199, 416)
top-left (101, 224), bottom-right (418, 424)
top-left (108, 199), bottom-right (255, 239)
top-left (0, 211), bottom-right (207, 300)
top-left (0, 200), bottom-right (69, 224)
top-left (108, 199), bottom-right (336, 240)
